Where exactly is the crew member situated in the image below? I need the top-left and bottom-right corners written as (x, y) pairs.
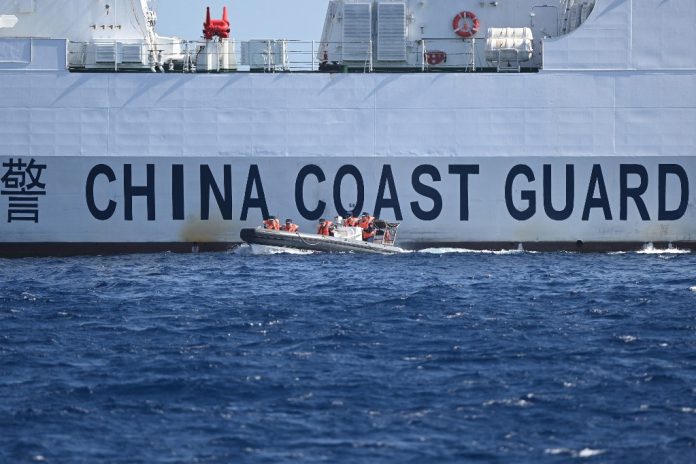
top-left (357, 212), bottom-right (376, 241)
top-left (343, 211), bottom-right (358, 227)
top-left (357, 212), bottom-right (374, 230)
top-left (317, 218), bottom-right (334, 236)
top-left (362, 222), bottom-right (376, 241)
top-left (263, 216), bottom-right (281, 230)
top-left (282, 219), bottom-right (299, 232)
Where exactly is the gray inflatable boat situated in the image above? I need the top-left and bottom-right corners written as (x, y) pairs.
top-left (240, 220), bottom-right (405, 255)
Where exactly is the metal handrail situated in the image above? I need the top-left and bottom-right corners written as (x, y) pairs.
top-left (64, 36), bottom-right (534, 73)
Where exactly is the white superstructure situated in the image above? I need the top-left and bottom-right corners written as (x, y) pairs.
top-left (0, 0), bottom-right (694, 255)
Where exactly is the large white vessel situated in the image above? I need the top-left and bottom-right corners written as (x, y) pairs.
top-left (1, 0), bottom-right (694, 255)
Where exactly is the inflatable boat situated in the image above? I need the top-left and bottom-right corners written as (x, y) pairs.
top-left (240, 220), bottom-right (405, 255)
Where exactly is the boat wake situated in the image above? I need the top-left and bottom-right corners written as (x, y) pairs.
top-left (232, 244), bottom-right (316, 256)
top-left (418, 247), bottom-right (526, 255)
top-left (637, 243), bottom-right (691, 255)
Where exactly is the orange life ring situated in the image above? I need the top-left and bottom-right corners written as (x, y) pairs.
top-left (452, 11), bottom-right (480, 38)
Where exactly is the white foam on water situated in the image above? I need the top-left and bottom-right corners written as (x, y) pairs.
top-left (483, 394), bottom-right (534, 408)
top-left (544, 448), bottom-right (605, 459)
top-left (637, 243), bottom-right (690, 255)
top-left (418, 247), bottom-right (525, 255)
top-left (619, 335), bottom-right (637, 343)
top-left (577, 448), bottom-right (605, 458)
top-left (232, 244), bottom-right (315, 256)
top-left (544, 448), bottom-right (571, 456)
top-left (689, 286), bottom-right (696, 293)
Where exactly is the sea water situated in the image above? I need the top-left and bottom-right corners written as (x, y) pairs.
top-left (1, 247), bottom-right (696, 463)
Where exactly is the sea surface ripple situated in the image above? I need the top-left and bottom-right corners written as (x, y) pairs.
top-left (1, 247), bottom-right (696, 463)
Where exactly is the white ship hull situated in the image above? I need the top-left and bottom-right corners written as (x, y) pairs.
top-left (0, 150), bottom-right (693, 255)
top-left (1, 0), bottom-right (695, 255)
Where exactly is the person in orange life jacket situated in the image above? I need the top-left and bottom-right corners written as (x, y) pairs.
top-left (263, 216), bottom-right (281, 230)
top-left (362, 222), bottom-right (376, 241)
top-left (317, 218), bottom-right (334, 236)
top-left (282, 218), bottom-right (299, 232)
top-left (357, 212), bottom-right (374, 230)
top-left (356, 212), bottom-right (375, 241)
top-left (343, 211), bottom-right (358, 227)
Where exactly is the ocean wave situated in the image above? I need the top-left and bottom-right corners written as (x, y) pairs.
top-left (3, 250), bottom-right (696, 463)
top-left (417, 247), bottom-right (526, 255)
top-left (232, 244), bottom-right (316, 256)
top-left (637, 243), bottom-right (690, 255)
top-left (544, 448), bottom-right (606, 458)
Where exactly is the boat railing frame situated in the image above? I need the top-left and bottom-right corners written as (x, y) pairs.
top-left (372, 221), bottom-right (400, 246)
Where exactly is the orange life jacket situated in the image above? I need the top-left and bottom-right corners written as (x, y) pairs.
top-left (362, 227), bottom-right (375, 241)
top-left (283, 223), bottom-right (299, 232)
top-left (317, 221), bottom-right (333, 236)
top-left (344, 216), bottom-right (358, 227)
top-left (357, 216), bottom-right (374, 229)
top-left (263, 219), bottom-right (280, 230)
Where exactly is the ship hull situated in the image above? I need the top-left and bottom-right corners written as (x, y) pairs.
top-left (0, 154), bottom-right (694, 256)
top-left (1, 71), bottom-right (695, 255)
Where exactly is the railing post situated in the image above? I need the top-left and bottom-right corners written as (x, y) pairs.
top-left (114, 0), bottom-right (117, 72)
top-left (216, 40), bottom-right (221, 72)
top-left (471, 38), bottom-right (476, 72)
top-left (311, 40), bottom-right (315, 71)
top-left (266, 40), bottom-right (272, 73)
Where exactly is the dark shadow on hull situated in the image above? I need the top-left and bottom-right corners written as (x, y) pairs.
top-left (1, 240), bottom-right (694, 258)
top-left (0, 242), bottom-right (236, 258)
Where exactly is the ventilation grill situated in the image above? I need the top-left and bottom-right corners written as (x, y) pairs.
top-left (95, 44), bottom-right (117, 63)
top-left (342, 3), bottom-right (372, 61)
top-left (121, 44), bottom-right (143, 63)
top-left (377, 2), bottom-right (406, 61)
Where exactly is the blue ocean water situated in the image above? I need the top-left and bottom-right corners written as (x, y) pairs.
top-left (1, 246), bottom-right (696, 463)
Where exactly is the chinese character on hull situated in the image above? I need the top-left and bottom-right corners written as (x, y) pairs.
top-left (1, 158), bottom-right (47, 223)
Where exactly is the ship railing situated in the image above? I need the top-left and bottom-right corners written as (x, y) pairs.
top-left (419, 37), bottom-right (491, 72)
top-left (66, 37), bottom-right (534, 73)
top-left (67, 40), bottom-right (173, 72)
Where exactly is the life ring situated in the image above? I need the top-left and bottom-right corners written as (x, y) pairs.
top-left (452, 11), bottom-right (480, 38)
